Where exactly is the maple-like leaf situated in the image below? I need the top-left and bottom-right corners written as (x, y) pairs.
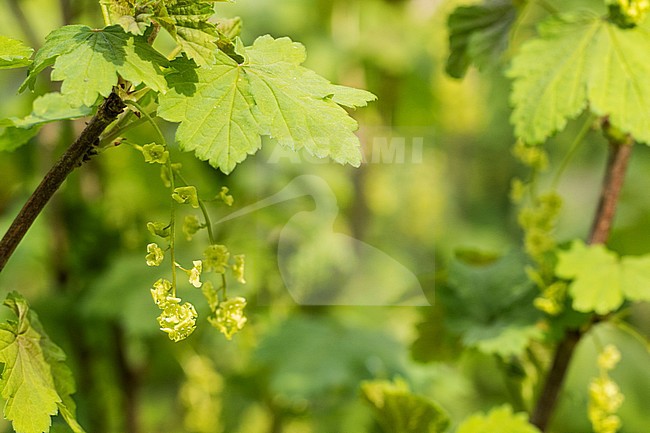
top-left (555, 240), bottom-right (650, 314)
top-left (440, 251), bottom-right (542, 357)
top-left (162, 0), bottom-right (220, 65)
top-left (509, 13), bottom-right (650, 144)
top-left (456, 405), bottom-right (541, 433)
top-left (21, 25), bottom-right (169, 106)
top-left (446, 0), bottom-right (517, 78)
top-left (158, 54), bottom-right (261, 173)
top-left (0, 292), bottom-right (84, 433)
top-left (362, 379), bottom-right (450, 433)
top-left (107, 0), bottom-right (228, 64)
top-left (0, 35), bottom-right (33, 69)
top-left (158, 35), bottom-right (376, 174)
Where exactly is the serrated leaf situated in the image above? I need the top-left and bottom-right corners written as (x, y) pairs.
top-left (21, 25), bottom-right (169, 105)
top-left (163, 0), bottom-right (219, 64)
top-left (159, 35), bottom-right (376, 173)
top-left (158, 53), bottom-right (261, 173)
top-left (556, 240), bottom-right (650, 314)
top-left (555, 240), bottom-right (622, 314)
top-left (620, 255), bottom-right (650, 301)
top-left (509, 14), bottom-right (650, 144)
top-left (0, 292), bottom-right (84, 433)
top-left (441, 251), bottom-right (542, 357)
top-left (456, 405), bottom-right (541, 433)
top-left (0, 35), bottom-right (33, 69)
top-left (20, 25), bottom-right (84, 91)
top-left (446, 0), bottom-right (517, 79)
top-left (362, 379), bottom-right (450, 433)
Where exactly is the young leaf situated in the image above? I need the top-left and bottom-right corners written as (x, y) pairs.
top-left (456, 405), bottom-right (541, 433)
top-left (21, 25), bottom-right (169, 106)
top-left (162, 0), bottom-right (220, 65)
top-left (0, 35), bottom-right (33, 69)
top-left (158, 35), bottom-right (376, 174)
top-left (0, 93), bottom-right (93, 152)
top-left (0, 292), bottom-right (84, 433)
top-left (446, 0), bottom-right (517, 79)
top-left (555, 240), bottom-right (650, 314)
top-left (362, 379), bottom-right (450, 433)
top-left (509, 13), bottom-right (650, 144)
top-left (12, 93), bottom-right (94, 129)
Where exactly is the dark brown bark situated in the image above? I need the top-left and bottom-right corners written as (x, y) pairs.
top-left (0, 92), bottom-right (125, 272)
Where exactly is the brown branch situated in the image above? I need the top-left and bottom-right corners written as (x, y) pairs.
top-left (0, 92), bottom-right (125, 272)
top-left (530, 133), bottom-right (634, 431)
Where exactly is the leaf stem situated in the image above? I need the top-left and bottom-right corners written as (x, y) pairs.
top-left (530, 131), bottom-right (634, 431)
top-left (175, 172), bottom-right (217, 245)
top-left (0, 92), bottom-right (125, 272)
top-left (122, 100), bottom-right (180, 293)
top-left (100, 1), bottom-right (112, 27)
top-left (551, 115), bottom-right (594, 189)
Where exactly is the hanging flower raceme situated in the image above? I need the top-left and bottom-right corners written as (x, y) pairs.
top-left (588, 345), bottom-right (624, 433)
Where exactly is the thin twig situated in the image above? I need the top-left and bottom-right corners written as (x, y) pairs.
top-left (0, 92), bottom-right (125, 272)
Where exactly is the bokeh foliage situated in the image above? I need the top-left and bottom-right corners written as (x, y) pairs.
top-left (0, 0), bottom-right (649, 432)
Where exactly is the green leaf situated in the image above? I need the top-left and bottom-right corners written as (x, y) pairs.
top-left (158, 35), bottom-right (376, 173)
top-left (555, 240), bottom-right (650, 314)
top-left (0, 93), bottom-right (94, 152)
top-left (21, 25), bottom-right (169, 106)
top-left (253, 315), bottom-right (404, 401)
top-left (0, 126), bottom-right (40, 152)
top-left (509, 14), bottom-right (650, 144)
top-left (158, 53), bottom-right (261, 173)
top-left (161, 0), bottom-right (220, 65)
top-left (440, 251), bottom-right (542, 357)
top-left (12, 93), bottom-right (94, 129)
top-left (0, 292), bottom-right (84, 433)
top-left (446, 0), bottom-right (517, 79)
top-left (361, 379), bottom-right (450, 433)
top-left (0, 35), bottom-right (33, 69)
top-left (456, 405), bottom-right (541, 433)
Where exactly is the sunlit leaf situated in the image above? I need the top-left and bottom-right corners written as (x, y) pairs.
top-left (0, 35), bottom-right (33, 69)
top-left (509, 13), bottom-right (650, 144)
top-left (12, 93), bottom-right (94, 129)
top-left (0, 292), bottom-right (84, 433)
top-left (456, 405), bottom-right (541, 433)
top-left (555, 240), bottom-right (650, 314)
top-left (21, 25), bottom-right (169, 106)
top-left (158, 35), bottom-right (376, 173)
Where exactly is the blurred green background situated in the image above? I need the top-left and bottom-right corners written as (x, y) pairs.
top-left (1, 0), bottom-right (649, 432)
